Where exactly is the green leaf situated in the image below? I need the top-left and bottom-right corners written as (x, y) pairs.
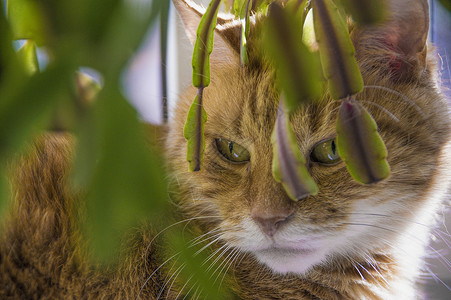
top-left (336, 99), bottom-right (390, 184)
top-left (73, 86), bottom-right (168, 264)
top-left (312, 0), bottom-right (363, 99)
top-left (16, 40), bottom-right (39, 75)
top-left (0, 61), bottom-right (73, 163)
top-left (286, 0), bottom-right (310, 23)
top-left (339, 0), bottom-right (387, 24)
top-left (239, 0), bottom-right (252, 66)
top-left (0, 2), bottom-right (19, 84)
top-left (233, 0), bottom-right (246, 17)
top-left (183, 89), bottom-right (208, 172)
top-left (166, 232), bottom-right (231, 299)
top-left (439, 0), bottom-right (451, 12)
top-left (7, 0), bottom-right (47, 44)
top-left (91, 0), bottom-right (164, 75)
top-left (192, 0), bottom-right (221, 88)
top-left (263, 2), bottom-right (322, 113)
top-left (272, 100), bottom-right (318, 201)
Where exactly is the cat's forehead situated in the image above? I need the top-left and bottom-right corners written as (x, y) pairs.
top-left (203, 64), bottom-right (339, 152)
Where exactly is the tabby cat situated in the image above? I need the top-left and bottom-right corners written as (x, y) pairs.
top-left (1, 0), bottom-right (450, 299)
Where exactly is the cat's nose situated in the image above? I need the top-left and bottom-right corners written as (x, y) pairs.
top-left (251, 208), bottom-right (294, 237)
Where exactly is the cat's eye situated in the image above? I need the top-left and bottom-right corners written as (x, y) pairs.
top-left (215, 138), bottom-right (250, 163)
top-left (310, 138), bottom-right (341, 165)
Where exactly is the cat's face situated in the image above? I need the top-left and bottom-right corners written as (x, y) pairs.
top-left (167, 0), bottom-right (450, 275)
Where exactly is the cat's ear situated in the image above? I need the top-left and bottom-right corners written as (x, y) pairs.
top-left (352, 0), bottom-right (429, 81)
top-left (173, 0), bottom-right (240, 65)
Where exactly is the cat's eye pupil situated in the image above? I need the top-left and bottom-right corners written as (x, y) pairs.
top-left (215, 138), bottom-right (250, 163)
top-left (228, 141), bottom-right (234, 154)
top-left (310, 138), bottom-right (341, 165)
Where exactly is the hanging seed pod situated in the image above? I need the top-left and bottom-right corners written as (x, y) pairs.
top-left (263, 2), bottom-right (321, 113)
top-left (336, 99), bottom-right (390, 184)
top-left (272, 100), bottom-right (318, 201)
top-left (185, 0), bottom-right (221, 172)
top-left (312, 0), bottom-right (363, 100)
top-left (339, 0), bottom-right (387, 25)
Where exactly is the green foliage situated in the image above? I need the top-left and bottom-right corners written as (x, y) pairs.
top-left (16, 40), bottom-right (39, 74)
top-left (312, 0), bottom-right (363, 100)
top-left (263, 2), bottom-right (322, 112)
top-left (340, 0), bottom-right (387, 24)
top-left (167, 233), bottom-right (233, 299)
top-left (192, 0), bottom-right (221, 88)
top-left (7, 0), bottom-right (47, 44)
top-left (73, 87), bottom-right (168, 263)
top-left (272, 102), bottom-right (318, 201)
top-left (183, 90), bottom-right (208, 172)
top-left (336, 100), bottom-right (390, 184)
top-left (1, 0), bottom-right (171, 264)
top-left (239, 0), bottom-right (252, 66)
top-left (185, 0), bottom-right (221, 172)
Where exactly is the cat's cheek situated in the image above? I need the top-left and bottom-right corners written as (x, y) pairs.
top-left (253, 248), bottom-right (329, 275)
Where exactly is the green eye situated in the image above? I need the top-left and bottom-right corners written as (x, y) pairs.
top-left (310, 138), bottom-right (341, 165)
top-left (215, 138), bottom-right (250, 163)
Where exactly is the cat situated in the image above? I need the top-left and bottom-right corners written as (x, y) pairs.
top-left (1, 0), bottom-right (450, 299)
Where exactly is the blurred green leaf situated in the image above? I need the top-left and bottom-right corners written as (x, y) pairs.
top-left (167, 232), bottom-right (231, 299)
top-left (184, 89), bottom-right (208, 172)
top-left (272, 101), bottom-right (318, 201)
top-left (73, 86), bottom-right (168, 264)
top-left (239, 0), bottom-right (252, 66)
top-left (336, 99), bottom-right (390, 184)
top-left (439, 0), bottom-right (451, 11)
top-left (7, 0), bottom-right (47, 44)
top-left (192, 0), bottom-right (221, 88)
top-left (233, 0), bottom-right (246, 17)
top-left (16, 40), bottom-right (39, 75)
top-left (263, 2), bottom-right (322, 112)
top-left (0, 60), bottom-right (73, 162)
top-left (312, 0), bottom-right (363, 99)
top-left (339, 0), bottom-right (387, 24)
top-left (37, 0), bottom-right (122, 46)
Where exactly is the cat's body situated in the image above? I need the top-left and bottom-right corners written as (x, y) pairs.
top-left (1, 0), bottom-right (450, 299)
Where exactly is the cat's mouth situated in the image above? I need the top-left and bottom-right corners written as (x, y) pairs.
top-left (252, 245), bottom-right (326, 274)
top-left (247, 239), bottom-right (329, 275)
top-left (258, 245), bottom-right (316, 256)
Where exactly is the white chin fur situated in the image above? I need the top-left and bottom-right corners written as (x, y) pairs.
top-left (253, 248), bottom-right (327, 274)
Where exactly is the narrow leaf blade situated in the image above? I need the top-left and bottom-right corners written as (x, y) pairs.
top-left (312, 0), bottom-right (363, 99)
top-left (336, 100), bottom-right (390, 184)
top-left (239, 0), bottom-right (252, 66)
top-left (192, 0), bottom-right (221, 88)
top-left (183, 89), bottom-right (208, 172)
top-left (272, 100), bottom-right (318, 201)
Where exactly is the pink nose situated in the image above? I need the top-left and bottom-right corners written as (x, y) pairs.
top-left (251, 209), bottom-right (294, 237)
